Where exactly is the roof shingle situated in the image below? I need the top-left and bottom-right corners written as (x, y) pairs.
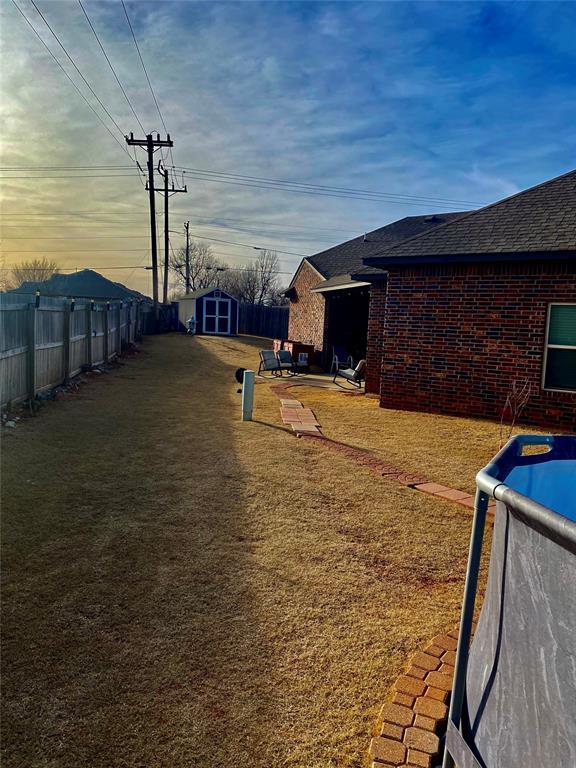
top-left (304, 212), bottom-right (468, 279)
top-left (363, 169), bottom-right (576, 266)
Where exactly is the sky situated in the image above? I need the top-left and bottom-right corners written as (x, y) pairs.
top-left (1, 0), bottom-right (575, 296)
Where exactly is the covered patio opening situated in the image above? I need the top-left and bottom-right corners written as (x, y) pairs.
top-left (323, 285), bottom-right (370, 368)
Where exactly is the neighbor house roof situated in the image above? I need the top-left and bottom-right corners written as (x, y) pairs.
top-left (363, 169), bottom-right (576, 267)
top-left (13, 269), bottom-right (149, 301)
top-left (300, 212), bottom-right (468, 283)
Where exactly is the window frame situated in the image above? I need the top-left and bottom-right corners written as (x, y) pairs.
top-left (541, 302), bottom-right (576, 393)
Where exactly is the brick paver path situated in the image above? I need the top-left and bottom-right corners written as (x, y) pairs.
top-left (271, 381), bottom-right (496, 518)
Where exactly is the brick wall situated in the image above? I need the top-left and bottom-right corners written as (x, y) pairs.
top-left (366, 280), bottom-right (387, 394)
top-left (374, 260), bottom-right (576, 429)
top-left (288, 261), bottom-right (328, 359)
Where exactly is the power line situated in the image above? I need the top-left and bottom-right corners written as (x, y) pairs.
top-left (172, 166), bottom-right (482, 207)
top-left (1, 224), bottom-right (156, 229)
top-left (121, 0), bottom-right (174, 167)
top-left (0, 206), bottom-right (365, 235)
top-left (1, 173), bottom-right (147, 179)
top-left (168, 223), bottom-right (340, 244)
top-left (181, 231), bottom-right (307, 257)
top-left (2, 263), bottom-right (294, 275)
top-left (0, 168), bottom-right (477, 207)
top-left (0, 165), bottom-right (136, 170)
top-left (180, 216), bottom-right (357, 234)
top-left (1, 264), bottom-right (149, 270)
top-left (123, 247), bottom-right (151, 283)
top-left (0, 211), bottom-right (161, 217)
top-left (170, 170), bottom-right (475, 208)
top-left (0, 223), bottom-right (347, 241)
top-left (77, 0), bottom-right (146, 134)
top-left (10, 0), bottom-right (133, 162)
top-left (0, 156), bottom-right (482, 207)
top-left (29, 0), bottom-right (125, 137)
top-left (1, 235), bottom-right (150, 239)
top-left (1, 248), bottom-right (150, 253)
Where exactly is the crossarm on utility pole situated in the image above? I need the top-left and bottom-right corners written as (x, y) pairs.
top-left (125, 132), bottom-right (174, 310)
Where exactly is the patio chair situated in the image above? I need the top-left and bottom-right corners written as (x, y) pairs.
top-left (330, 345), bottom-right (354, 374)
top-left (258, 349), bottom-right (281, 376)
top-left (333, 359), bottom-right (366, 388)
top-left (277, 349), bottom-right (298, 376)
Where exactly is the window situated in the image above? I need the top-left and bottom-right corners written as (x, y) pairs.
top-left (543, 304), bottom-right (576, 392)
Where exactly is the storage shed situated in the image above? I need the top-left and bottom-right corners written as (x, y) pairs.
top-left (177, 287), bottom-right (238, 336)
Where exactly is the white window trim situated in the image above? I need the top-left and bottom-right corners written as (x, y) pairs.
top-left (541, 302), bottom-right (576, 393)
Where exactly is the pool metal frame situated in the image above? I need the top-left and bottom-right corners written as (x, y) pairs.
top-left (442, 434), bottom-right (576, 768)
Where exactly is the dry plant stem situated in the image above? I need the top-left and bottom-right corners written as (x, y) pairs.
top-left (499, 378), bottom-right (532, 448)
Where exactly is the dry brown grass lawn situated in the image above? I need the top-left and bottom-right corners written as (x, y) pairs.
top-left (2, 334), bottom-right (486, 768)
top-left (292, 385), bottom-right (546, 495)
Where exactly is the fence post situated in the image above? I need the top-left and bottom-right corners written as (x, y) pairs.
top-left (136, 302), bottom-right (142, 341)
top-left (117, 302), bottom-right (123, 353)
top-left (27, 303), bottom-right (37, 401)
top-left (86, 301), bottom-right (94, 369)
top-left (127, 300), bottom-right (132, 344)
top-left (241, 369), bottom-right (254, 421)
top-left (103, 302), bottom-right (110, 361)
top-left (63, 298), bottom-right (73, 382)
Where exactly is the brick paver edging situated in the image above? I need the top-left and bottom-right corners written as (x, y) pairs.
top-left (368, 624), bottom-right (478, 768)
top-left (269, 381), bottom-right (496, 518)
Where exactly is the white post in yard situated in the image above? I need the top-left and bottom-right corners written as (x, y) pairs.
top-left (242, 369), bottom-right (255, 422)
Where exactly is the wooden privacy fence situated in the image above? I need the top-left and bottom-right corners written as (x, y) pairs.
top-left (0, 298), bottom-right (144, 408)
top-left (238, 302), bottom-right (289, 340)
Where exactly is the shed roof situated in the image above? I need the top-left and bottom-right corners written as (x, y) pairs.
top-left (363, 169), bottom-right (576, 267)
top-left (182, 287), bottom-right (237, 300)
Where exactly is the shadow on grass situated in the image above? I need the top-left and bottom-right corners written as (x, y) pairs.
top-left (252, 418), bottom-right (294, 434)
top-left (0, 335), bottom-right (275, 768)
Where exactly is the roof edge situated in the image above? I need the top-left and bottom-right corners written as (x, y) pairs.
top-left (364, 250), bottom-right (576, 268)
top-left (287, 257), bottom-right (327, 289)
top-left (311, 280), bottom-right (371, 293)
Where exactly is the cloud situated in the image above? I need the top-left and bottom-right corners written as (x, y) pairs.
top-left (1, 1), bottom-right (575, 294)
top-left (464, 167), bottom-right (521, 200)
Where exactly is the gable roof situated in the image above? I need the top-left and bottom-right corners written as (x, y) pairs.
top-left (304, 212), bottom-right (468, 280)
top-left (13, 269), bottom-right (149, 301)
top-left (363, 169), bottom-right (576, 267)
top-left (184, 287), bottom-right (237, 300)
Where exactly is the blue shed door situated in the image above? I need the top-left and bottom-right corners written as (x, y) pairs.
top-left (203, 297), bottom-right (231, 334)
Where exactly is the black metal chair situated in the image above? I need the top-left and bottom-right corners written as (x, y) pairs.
top-left (258, 350), bottom-right (281, 376)
top-left (333, 359), bottom-right (366, 388)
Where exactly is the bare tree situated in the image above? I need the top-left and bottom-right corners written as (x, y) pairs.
top-left (220, 250), bottom-right (282, 305)
top-left (169, 240), bottom-right (226, 292)
top-left (499, 378), bottom-right (532, 447)
top-left (10, 258), bottom-right (59, 288)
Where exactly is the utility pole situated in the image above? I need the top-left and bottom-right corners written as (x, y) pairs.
top-left (156, 163), bottom-right (187, 304)
top-left (184, 220), bottom-right (190, 293)
top-left (125, 132), bottom-right (173, 309)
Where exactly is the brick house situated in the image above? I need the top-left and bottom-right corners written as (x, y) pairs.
top-left (359, 169), bottom-right (576, 428)
top-left (285, 213), bottom-right (465, 366)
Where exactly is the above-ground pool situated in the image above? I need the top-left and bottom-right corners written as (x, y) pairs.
top-left (443, 435), bottom-right (576, 768)
top-left (504, 456), bottom-right (576, 522)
